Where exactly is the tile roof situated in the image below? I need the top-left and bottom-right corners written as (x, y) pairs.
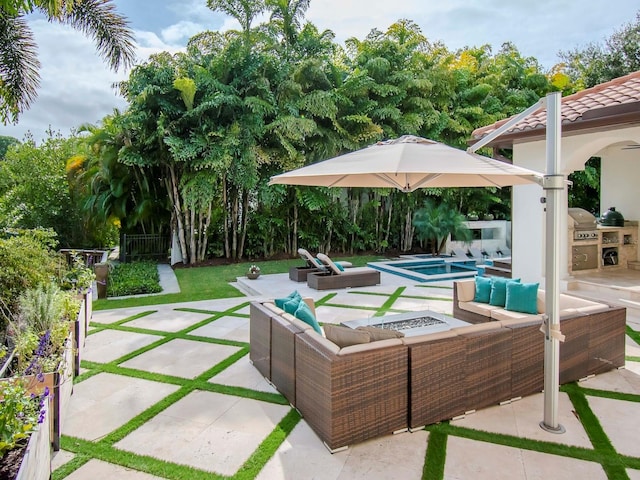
top-left (471, 70), bottom-right (640, 141)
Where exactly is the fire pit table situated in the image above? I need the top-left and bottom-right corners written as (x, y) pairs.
top-left (341, 310), bottom-right (470, 337)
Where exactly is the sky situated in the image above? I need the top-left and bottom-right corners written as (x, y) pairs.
top-left (1, 0), bottom-right (638, 143)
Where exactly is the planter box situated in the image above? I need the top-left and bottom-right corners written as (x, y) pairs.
top-left (15, 400), bottom-right (51, 480)
top-left (72, 294), bottom-right (89, 377)
top-left (14, 334), bottom-right (74, 451)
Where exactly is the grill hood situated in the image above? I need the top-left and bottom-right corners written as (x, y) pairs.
top-left (568, 208), bottom-right (597, 230)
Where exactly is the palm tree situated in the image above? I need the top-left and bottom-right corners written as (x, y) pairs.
top-left (0, 0), bottom-right (135, 124)
top-left (413, 199), bottom-right (472, 255)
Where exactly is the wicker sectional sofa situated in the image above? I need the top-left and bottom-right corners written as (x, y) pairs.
top-left (249, 289), bottom-right (626, 451)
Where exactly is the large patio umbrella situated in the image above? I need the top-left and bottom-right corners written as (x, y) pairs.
top-left (269, 96), bottom-right (566, 435)
top-left (269, 135), bottom-right (542, 191)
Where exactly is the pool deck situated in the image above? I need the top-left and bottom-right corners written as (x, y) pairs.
top-left (53, 269), bottom-right (640, 480)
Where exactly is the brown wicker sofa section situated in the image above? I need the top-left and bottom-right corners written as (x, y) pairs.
top-left (250, 296), bottom-right (626, 449)
top-left (405, 307), bottom-right (626, 430)
top-left (294, 330), bottom-right (408, 451)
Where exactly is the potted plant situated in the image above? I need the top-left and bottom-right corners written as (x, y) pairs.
top-left (247, 265), bottom-right (261, 280)
top-left (0, 379), bottom-right (50, 480)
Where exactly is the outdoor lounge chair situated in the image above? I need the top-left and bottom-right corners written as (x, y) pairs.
top-left (307, 253), bottom-right (380, 290)
top-left (451, 247), bottom-right (470, 259)
top-left (290, 248), bottom-right (353, 282)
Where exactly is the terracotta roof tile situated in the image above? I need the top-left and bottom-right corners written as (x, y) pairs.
top-left (472, 71), bottom-right (640, 139)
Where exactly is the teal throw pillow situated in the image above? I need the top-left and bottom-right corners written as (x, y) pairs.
top-left (283, 296), bottom-right (301, 314)
top-left (505, 282), bottom-right (539, 314)
top-left (489, 278), bottom-right (521, 307)
top-left (275, 290), bottom-right (301, 310)
top-left (295, 300), bottom-right (322, 334)
top-left (473, 276), bottom-right (492, 303)
top-left (335, 262), bottom-right (345, 272)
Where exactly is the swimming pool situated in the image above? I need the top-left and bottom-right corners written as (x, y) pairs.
top-left (367, 256), bottom-right (479, 282)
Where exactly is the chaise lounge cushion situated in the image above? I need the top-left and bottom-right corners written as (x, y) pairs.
top-left (324, 324), bottom-right (371, 348)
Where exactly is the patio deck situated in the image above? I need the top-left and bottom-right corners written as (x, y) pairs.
top-left (52, 271), bottom-right (640, 480)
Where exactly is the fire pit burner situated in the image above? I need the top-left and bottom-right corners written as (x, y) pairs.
top-left (376, 316), bottom-right (445, 331)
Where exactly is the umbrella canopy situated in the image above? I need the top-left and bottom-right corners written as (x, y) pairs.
top-left (269, 135), bottom-right (542, 191)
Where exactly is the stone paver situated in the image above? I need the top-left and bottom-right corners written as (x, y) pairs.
top-left (587, 395), bottom-right (640, 458)
top-left (119, 338), bottom-right (240, 379)
top-left (51, 450), bottom-right (75, 471)
top-left (115, 390), bottom-right (290, 476)
top-left (82, 329), bottom-right (163, 363)
top-left (189, 315), bottom-right (249, 342)
top-left (452, 392), bottom-right (593, 448)
top-left (628, 468), bottom-right (640, 480)
top-left (444, 436), bottom-right (607, 480)
top-left (580, 367), bottom-right (640, 395)
top-left (329, 292), bottom-right (390, 308)
top-left (209, 355), bottom-right (277, 393)
top-left (123, 309), bottom-right (212, 332)
top-left (63, 459), bottom-right (165, 479)
top-left (63, 373), bottom-right (179, 441)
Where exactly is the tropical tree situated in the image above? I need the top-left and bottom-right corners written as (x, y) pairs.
top-left (0, 0), bottom-right (135, 123)
top-left (559, 11), bottom-right (640, 87)
top-left (413, 200), bottom-right (471, 255)
top-left (0, 132), bottom-right (94, 246)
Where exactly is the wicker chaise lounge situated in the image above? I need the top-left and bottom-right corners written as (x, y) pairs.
top-left (289, 248), bottom-right (353, 282)
top-left (306, 253), bottom-right (380, 290)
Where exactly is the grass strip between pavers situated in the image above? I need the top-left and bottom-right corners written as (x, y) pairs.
top-left (626, 356), bottom-right (640, 362)
top-left (422, 429), bottom-right (447, 480)
top-left (58, 435), bottom-right (228, 480)
top-left (373, 287), bottom-right (406, 316)
top-left (626, 325), bottom-right (640, 345)
top-left (563, 383), bottom-right (631, 479)
top-left (234, 409), bottom-right (302, 480)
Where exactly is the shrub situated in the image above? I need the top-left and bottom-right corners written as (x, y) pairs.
top-left (107, 261), bottom-right (162, 297)
top-left (0, 232), bottom-right (60, 316)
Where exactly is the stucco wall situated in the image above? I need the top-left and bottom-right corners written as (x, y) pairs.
top-left (511, 124), bottom-right (640, 283)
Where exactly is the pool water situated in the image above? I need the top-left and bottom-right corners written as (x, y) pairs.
top-left (367, 256), bottom-right (479, 282)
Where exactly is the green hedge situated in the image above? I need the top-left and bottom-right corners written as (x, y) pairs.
top-left (107, 262), bottom-right (162, 297)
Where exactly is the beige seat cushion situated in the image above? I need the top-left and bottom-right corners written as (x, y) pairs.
top-left (490, 308), bottom-right (543, 322)
top-left (458, 301), bottom-right (501, 317)
top-left (324, 325), bottom-right (371, 348)
top-left (356, 325), bottom-right (404, 341)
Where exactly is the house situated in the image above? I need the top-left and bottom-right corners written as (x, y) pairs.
top-left (470, 71), bottom-right (640, 284)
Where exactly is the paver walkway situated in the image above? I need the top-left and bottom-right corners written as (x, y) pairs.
top-left (52, 274), bottom-right (640, 479)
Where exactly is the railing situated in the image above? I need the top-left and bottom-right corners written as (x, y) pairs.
top-left (59, 249), bottom-right (109, 267)
top-left (120, 234), bottom-right (170, 263)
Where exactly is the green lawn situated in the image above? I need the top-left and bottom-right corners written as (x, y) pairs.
top-left (93, 254), bottom-right (384, 310)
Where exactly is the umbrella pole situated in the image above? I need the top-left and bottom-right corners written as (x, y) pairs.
top-left (540, 91), bottom-right (565, 434)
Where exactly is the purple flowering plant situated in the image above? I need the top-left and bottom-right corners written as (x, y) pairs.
top-left (0, 378), bottom-right (49, 455)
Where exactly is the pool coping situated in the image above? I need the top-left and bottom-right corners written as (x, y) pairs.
top-left (367, 256), bottom-right (478, 283)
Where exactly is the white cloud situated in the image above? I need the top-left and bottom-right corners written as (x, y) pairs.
top-left (161, 21), bottom-right (208, 44)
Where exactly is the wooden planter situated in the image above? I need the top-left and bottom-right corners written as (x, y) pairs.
top-left (15, 400), bottom-right (51, 480)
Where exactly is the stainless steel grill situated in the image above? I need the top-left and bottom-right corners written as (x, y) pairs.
top-left (568, 207), bottom-right (598, 241)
